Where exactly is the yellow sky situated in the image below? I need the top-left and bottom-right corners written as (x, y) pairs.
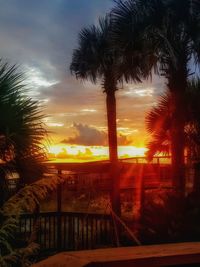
top-left (47, 144), bottom-right (147, 162)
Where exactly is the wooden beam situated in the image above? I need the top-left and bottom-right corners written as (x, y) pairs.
top-left (33, 242), bottom-right (200, 267)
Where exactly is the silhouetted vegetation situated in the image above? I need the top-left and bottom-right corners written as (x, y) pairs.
top-left (1, 0), bottom-right (200, 265)
top-left (0, 61), bottom-right (60, 266)
top-left (140, 190), bottom-right (200, 244)
top-left (70, 15), bottom-right (124, 216)
top-left (70, 0), bottom-right (200, 249)
top-left (111, 0), bottom-right (200, 192)
top-left (0, 60), bottom-right (48, 203)
top-left (146, 79), bottom-right (200, 192)
top-left (0, 176), bottom-right (59, 266)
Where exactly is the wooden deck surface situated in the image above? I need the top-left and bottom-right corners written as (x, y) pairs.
top-left (33, 242), bottom-right (200, 267)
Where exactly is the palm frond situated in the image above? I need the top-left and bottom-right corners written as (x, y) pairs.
top-left (111, 0), bottom-right (200, 82)
top-left (146, 78), bottom-right (200, 159)
top-left (0, 60), bottom-right (49, 186)
top-left (146, 92), bottom-right (172, 133)
top-left (0, 176), bottom-right (61, 266)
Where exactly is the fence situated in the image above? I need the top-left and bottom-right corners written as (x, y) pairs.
top-left (19, 211), bottom-right (114, 252)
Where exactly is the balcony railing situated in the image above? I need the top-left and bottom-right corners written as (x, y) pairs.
top-left (19, 211), bottom-right (114, 252)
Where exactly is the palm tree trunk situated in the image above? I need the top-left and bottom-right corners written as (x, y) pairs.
top-left (170, 76), bottom-right (187, 194)
top-left (171, 112), bottom-right (185, 193)
top-left (106, 89), bottom-right (121, 217)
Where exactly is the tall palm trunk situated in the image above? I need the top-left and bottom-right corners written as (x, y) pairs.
top-left (106, 91), bottom-right (118, 163)
top-left (171, 100), bottom-right (185, 193)
top-left (105, 78), bottom-right (121, 217)
top-left (169, 70), bottom-right (187, 193)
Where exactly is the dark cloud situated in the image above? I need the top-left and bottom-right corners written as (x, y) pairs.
top-left (61, 123), bottom-right (107, 146)
top-left (0, 0), bottom-right (113, 78)
top-left (61, 123), bottom-right (131, 146)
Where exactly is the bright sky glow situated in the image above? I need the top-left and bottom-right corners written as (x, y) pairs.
top-left (48, 144), bottom-right (147, 162)
top-left (46, 122), bottom-right (64, 127)
top-left (25, 66), bottom-right (58, 89)
top-left (81, 109), bottom-right (97, 113)
top-left (123, 86), bottom-right (155, 97)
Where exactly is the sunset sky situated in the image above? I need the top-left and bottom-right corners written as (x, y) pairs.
top-left (0, 0), bottom-right (165, 160)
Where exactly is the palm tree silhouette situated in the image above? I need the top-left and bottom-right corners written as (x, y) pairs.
top-left (71, 14), bottom-right (147, 216)
top-left (0, 60), bottom-right (48, 203)
top-left (111, 0), bottom-right (200, 192)
top-left (146, 79), bottom-right (200, 191)
top-left (70, 15), bottom-right (122, 216)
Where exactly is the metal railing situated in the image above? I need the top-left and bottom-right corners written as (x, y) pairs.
top-left (19, 211), bottom-right (114, 252)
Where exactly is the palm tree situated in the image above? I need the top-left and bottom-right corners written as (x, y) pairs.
top-left (0, 62), bottom-right (61, 265)
top-left (146, 79), bottom-right (200, 191)
top-left (70, 15), bottom-right (147, 216)
top-left (0, 60), bottom-right (48, 203)
top-left (70, 16), bottom-right (121, 216)
top-left (111, 0), bottom-right (200, 192)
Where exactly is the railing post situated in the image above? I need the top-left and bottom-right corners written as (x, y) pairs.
top-left (156, 157), bottom-right (161, 182)
top-left (32, 203), bottom-right (40, 244)
top-left (57, 169), bottom-right (62, 251)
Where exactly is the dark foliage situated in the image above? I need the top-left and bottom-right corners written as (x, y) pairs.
top-left (0, 60), bottom-right (48, 197)
top-left (140, 190), bottom-right (200, 244)
top-left (146, 79), bottom-right (200, 160)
